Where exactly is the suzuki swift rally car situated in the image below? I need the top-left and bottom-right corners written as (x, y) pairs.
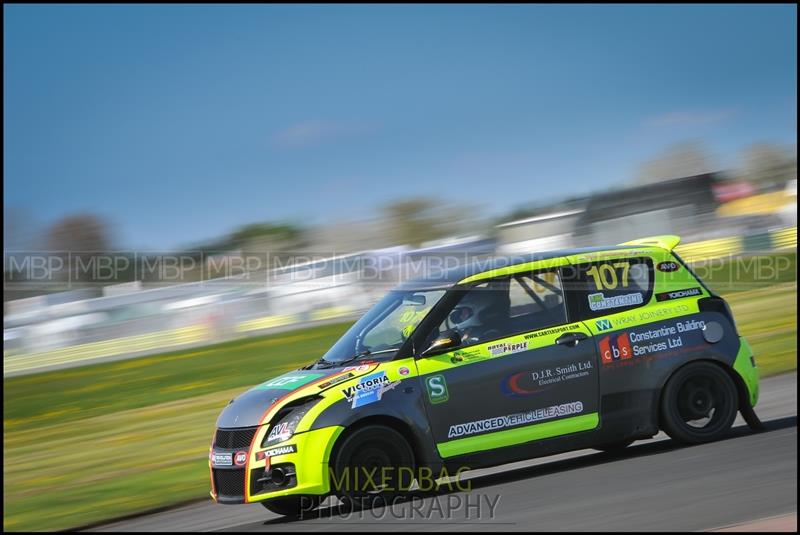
top-left (209, 235), bottom-right (760, 516)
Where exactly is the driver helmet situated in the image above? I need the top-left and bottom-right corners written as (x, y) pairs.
top-left (449, 289), bottom-right (502, 331)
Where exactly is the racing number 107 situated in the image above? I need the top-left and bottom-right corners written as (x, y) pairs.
top-left (586, 262), bottom-right (630, 290)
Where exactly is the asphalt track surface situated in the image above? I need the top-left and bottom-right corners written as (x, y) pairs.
top-left (91, 373), bottom-right (797, 532)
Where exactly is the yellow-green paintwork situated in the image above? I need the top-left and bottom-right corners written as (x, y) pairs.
top-left (437, 413), bottom-right (600, 458)
top-left (291, 358), bottom-right (420, 435)
top-left (458, 256), bottom-right (571, 284)
top-left (415, 322), bottom-right (591, 375)
top-left (619, 235), bottom-right (682, 251)
top-left (218, 234), bottom-right (759, 505)
top-left (733, 337), bottom-right (759, 407)
top-left (584, 300), bottom-right (702, 335)
top-left (242, 358), bottom-right (421, 503)
top-left (245, 426), bottom-right (344, 502)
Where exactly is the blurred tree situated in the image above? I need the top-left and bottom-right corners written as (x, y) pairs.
top-left (230, 223), bottom-right (303, 249)
top-left (3, 206), bottom-right (44, 253)
top-left (229, 222), bottom-right (306, 253)
top-left (43, 213), bottom-right (114, 285)
top-left (634, 141), bottom-right (715, 184)
top-left (384, 198), bottom-right (463, 247)
top-left (740, 143), bottom-right (797, 188)
top-left (45, 213), bottom-right (111, 253)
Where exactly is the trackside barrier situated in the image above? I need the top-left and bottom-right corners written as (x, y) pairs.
top-left (3, 228), bottom-right (795, 376)
top-left (674, 226), bottom-right (796, 264)
top-left (3, 325), bottom-right (210, 376)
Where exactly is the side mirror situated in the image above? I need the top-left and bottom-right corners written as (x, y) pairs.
top-left (403, 294), bottom-right (427, 306)
top-left (420, 329), bottom-right (462, 357)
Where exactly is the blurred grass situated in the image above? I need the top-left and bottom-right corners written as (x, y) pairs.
top-left (3, 255), bottom-right (797, 531)
top-left (692, 251), bottom-right (796, 294)
top-left (723, 283), bottom-right (797, 376)
top-left (4, 322), bottom-right (352, 531)
top-left (3, 322), bottom-right (351, 433)
top-left (3, 388), bottom-right (238, 532)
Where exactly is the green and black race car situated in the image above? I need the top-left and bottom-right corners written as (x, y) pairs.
top-left (209, 235), bottom-right (760, 516)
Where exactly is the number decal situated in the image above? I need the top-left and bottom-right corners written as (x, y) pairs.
top-left (587, 262), bottom-right (630, 290)
top-left (613, 262), bottom-right (630, 287)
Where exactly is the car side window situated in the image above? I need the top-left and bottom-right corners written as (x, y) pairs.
top-left (430, 269), bottom-right (568, 348)
top-left (508, 271), bottom-right (567, 329)
top-left (563, 256), bottom-right (654, 320)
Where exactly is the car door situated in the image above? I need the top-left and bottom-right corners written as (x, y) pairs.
top-left (414, 268), bottom-right (600, 460)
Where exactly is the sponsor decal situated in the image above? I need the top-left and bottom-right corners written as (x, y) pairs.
top-left (341, 371), bottom-right (399, 409)
top-left (595, 319), bottom-right (612, 332)
top-left (486, 341), bottom-right (529, 357)
top-left (212, 451), bottom-right (233, 466)
top-left (234, 451), bottom-right (247, 466)
top-left (500, 371), bottom-right (547, 397)
top-left (588, 292), bottom-right (644, 311)
top-left (450, 348), bottom-right (484, 364)
top-left (317, 372), bottom-right (355, 390)
top-left (600, 319), bottom-right (706, 364)
top-left (267, 422), bottom-right (292, 442)
top-left (262, 444), bottom-right (297, 457)
top-left (402, 324), bottom-right (416, 339)
top-left (447, 401), bottom-right (584, 439)
top-left (503, 360), bottom-right (595, 394)
top-left (524, 323), bottom-right (580, 339)
top-left (341, 364), bottom-right (372, 373)
top-left (655, 287), bottom-right (702, 302)
top-left (399, 366), bottom-right (411, 376)
top-left (255, 373), bottom-right (325, 391)
top-left (425, 375), bottom-right (449, 404)
top-left (656, 261), bottom-right (681, 272)
top-left (599, 333), bottom-right (632, 364)
top-left (613, 303), bottom-right (691, 326)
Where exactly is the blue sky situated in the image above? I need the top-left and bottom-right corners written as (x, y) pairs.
top-left (4, 4), bottom-right (797, 249)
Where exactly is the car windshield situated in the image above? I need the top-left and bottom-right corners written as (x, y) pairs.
top-left (319, 288), bottom-right (447, 364)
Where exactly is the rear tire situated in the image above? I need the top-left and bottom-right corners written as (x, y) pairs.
top-left (660, 362), bottom-right (738, 444)
top-left (331, 425), bottom-right (415, 510)
top-left (260, 495), bottom-right (321, 518)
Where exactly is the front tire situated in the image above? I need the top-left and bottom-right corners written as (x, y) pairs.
top-left (660, 362), bottom-right (738, 444)
top-left (330, 425), bottom-right (415, 510)
top-left (260, 495), bottom-right (321, 518)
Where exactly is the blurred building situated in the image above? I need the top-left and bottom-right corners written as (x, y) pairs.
top-left (574, 173), bottom-right (719, 245)
top-left (496, 209), bottom-right (584, 255)
top-left (4, 172), bottom-right (797, 376)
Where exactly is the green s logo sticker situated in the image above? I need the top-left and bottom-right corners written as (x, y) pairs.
top-left (426, 375), bottom-right (449, 404)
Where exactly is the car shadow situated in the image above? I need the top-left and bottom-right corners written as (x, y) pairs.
top-left (262, 415), bottom-right (797, 525)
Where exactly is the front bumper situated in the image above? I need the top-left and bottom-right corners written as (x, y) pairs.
top-left (210, 425), bottom-right (344, 504)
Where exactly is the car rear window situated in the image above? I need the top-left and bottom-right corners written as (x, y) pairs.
top-left (562, 257), bottom-right (654, 320)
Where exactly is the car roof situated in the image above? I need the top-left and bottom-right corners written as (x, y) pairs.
top-left (397, 244), bottom-right (641, 290)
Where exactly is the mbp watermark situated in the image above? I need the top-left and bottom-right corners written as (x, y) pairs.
top-left (4, 249), bottom-right (795, 293)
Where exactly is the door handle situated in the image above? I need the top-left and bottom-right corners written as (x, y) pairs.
top-left (555, 332), bottom-right (589, 347)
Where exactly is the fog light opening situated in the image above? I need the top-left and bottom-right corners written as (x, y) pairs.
top-left (271, 468), bottom-right (288, 486)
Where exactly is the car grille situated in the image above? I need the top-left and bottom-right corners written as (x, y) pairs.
top-left (213, 468), bottom-right (245, 499)
top-left (214, 427), bottom-right (258, 449)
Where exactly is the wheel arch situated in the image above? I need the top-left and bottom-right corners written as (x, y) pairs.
top-left (655, 357), bottom-right (749, 428)
top-left (328, 415), bottom-right (423, 472)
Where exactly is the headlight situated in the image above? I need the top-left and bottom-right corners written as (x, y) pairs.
top-left (262, 396), bottom-right (321, 447)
